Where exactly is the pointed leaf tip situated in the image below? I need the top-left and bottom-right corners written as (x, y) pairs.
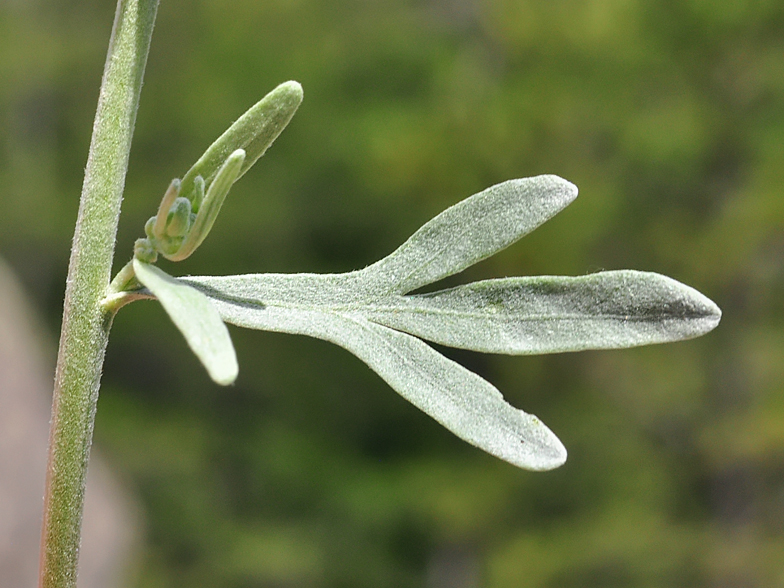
top-left (133, 260), bottom-right (238, 385)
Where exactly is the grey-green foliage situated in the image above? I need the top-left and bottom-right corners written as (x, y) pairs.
top-left (132, 259), bottom-right (238, 385)
top-left (134, 81), bottom-right (303, 263)
top-left (353, 272), bottom-right (721, 354)
top-left (123, 82), bottom-right (721, 471)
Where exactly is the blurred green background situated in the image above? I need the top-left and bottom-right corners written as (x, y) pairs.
top-left (2, 0), bottom-right (784, 586)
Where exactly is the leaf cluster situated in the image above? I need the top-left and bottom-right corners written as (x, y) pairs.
top-left (113, 84), bottom-right (720, 471)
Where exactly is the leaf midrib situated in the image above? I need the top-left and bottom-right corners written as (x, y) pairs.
top-left (187, 284), bottom-right (711, 324)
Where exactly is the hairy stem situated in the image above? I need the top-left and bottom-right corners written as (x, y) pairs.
top-left (38, 1), bottom-right (159, 587)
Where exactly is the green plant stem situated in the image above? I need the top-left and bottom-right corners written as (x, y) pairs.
top-left (38, 1), bottom-right (159, 587)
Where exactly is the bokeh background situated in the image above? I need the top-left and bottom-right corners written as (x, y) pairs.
top-left (2, 0), bottom-right (784, 586)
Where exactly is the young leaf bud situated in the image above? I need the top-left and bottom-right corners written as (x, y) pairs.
top-left (144, 216), bottom-right (157, 241)
top-left (152, 179), bottom-right (182, 242)
top-left (191, 175), bottom-right (206, 214)
top-left (166, 149), bottom-right (246, 261)
top-left (134, 238), bottom-right (158, 264)
top-left (165, 197), bottom-right (193, 238)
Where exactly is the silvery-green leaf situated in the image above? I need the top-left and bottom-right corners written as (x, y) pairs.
top-left (183, 288), bottom-right (566, 471)
top-left (133, 260), bottom-right (238, 385)
top-left (362, 175), bottom-right (578, 294)
top-left (178, 81), bottom-right (303, 202)
top-left (184, 268), bottom-right (721, 354)
top-left (183, 271), bottom-right (371, 306)
top-left (353, 271), bottom-right (722, 353)
top-left (180, 175), bottom-right (578, 304)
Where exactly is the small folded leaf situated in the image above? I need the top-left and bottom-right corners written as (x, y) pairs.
top-left (181, 287), bottom-right (566, 471)
top-left (164, 197), bottom-right (193, 238)
top-left (178, 81), bottom-right (303, 202)
top-left (151, 179), bottom-right (182, 241)
top-left (167, 149), bottom-right (246, 261)
top-left (354, 271), bottom-right (722, 353)
top-left (363, 175), bottom-right (578, 294)
top-left (133, 260), bottom-right (238, 385)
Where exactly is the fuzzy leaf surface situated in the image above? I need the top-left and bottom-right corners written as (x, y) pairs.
top-left (178, 81), bottom-right (303, 201)
top-left (178, 289), bottom-right (567, 471)
top-left (133, 260), bottom-right (238, 385)
top-left (183, 270), bottom-right (721, 354)
top-left (177, 174), bottom-right (579, 304)
top-left (354, 271), bottom-right (722, 353)
top-left (363, 174), bottom-right (578, 294)
top-left (169, 174), bottom-right (722, 470)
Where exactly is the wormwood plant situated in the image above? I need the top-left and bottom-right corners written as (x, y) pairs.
top-left (41, 0), bottom-right (721, 586)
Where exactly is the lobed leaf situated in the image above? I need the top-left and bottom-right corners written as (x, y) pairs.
top-left (167, 173), bottom-right (722, 471)
top-left (133, 260), bottom-right (238, 385)
top-left (183, 289), bottom-right (567, 471)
